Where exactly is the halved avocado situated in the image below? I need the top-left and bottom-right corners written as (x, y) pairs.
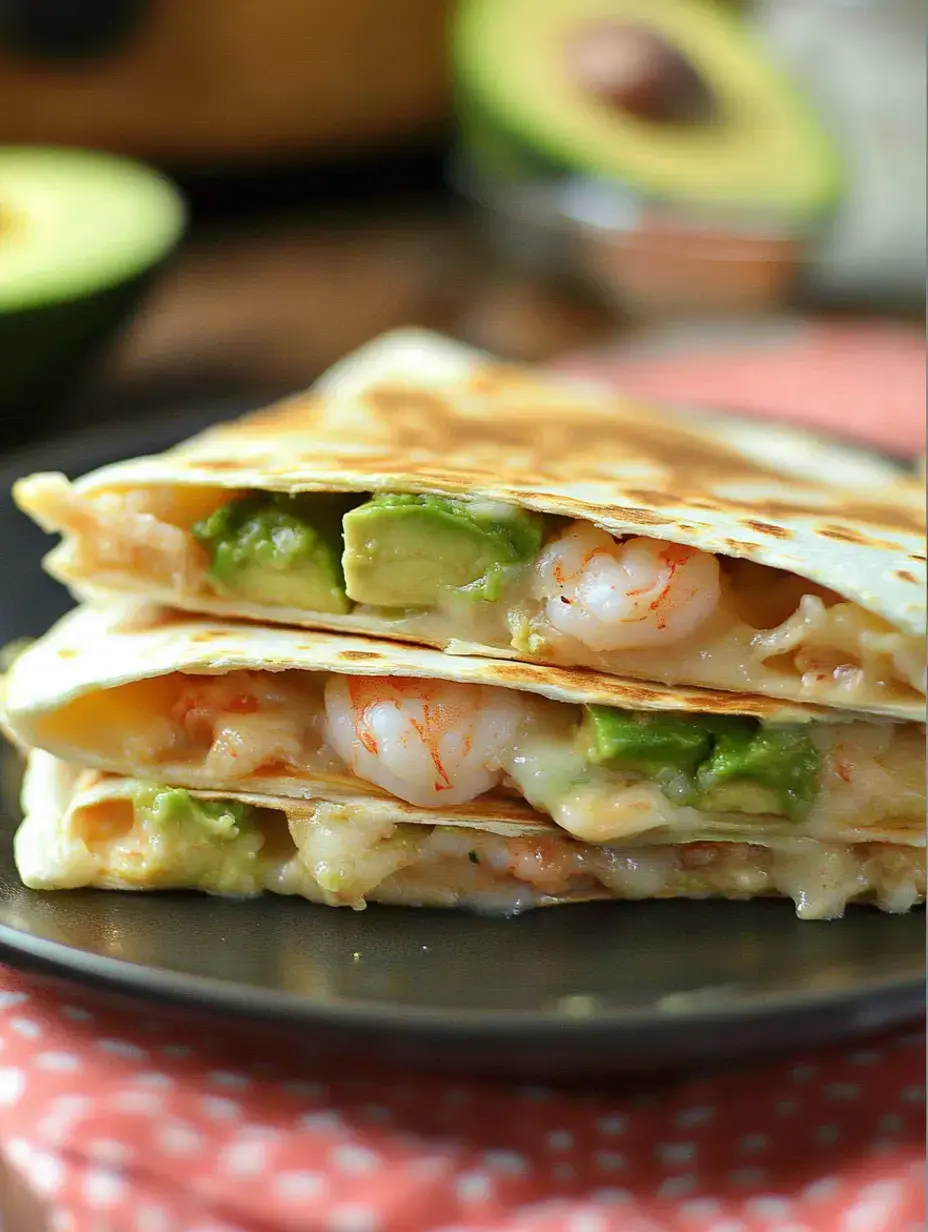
top-left (454, 0), bottom-right (843, 221)
top-left (0, 147), bottom-right (186, 440)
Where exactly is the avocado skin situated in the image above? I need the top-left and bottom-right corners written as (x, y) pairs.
top-left (584, 706), bottom-right (819, 820)
top-left (342, 492), bottom-right (545, 608)
top-left (193, 492), bottom-right (354, 615)
top-left (0, 270), bottom-right (152, 446)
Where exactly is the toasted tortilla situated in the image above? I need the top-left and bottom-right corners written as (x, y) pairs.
top-left (3, 603), bottom-right (923, 855)
top-left (14, 330), bottom-right (925, 715)
top-left (17, 750), bottom-right (926, 919)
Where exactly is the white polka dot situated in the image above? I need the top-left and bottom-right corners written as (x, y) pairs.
top-left (706, 1221), bottom-right (747, 1232)
top-left (49, 1210), bottom-right (76, 1232)
top-left (0, 1068), bottom-right (25, 1106)
top-left (676, 1106), bottom-right (715, 1129)
top-left (547, 1129), bottom-right (574, 1151)
top-left (327, 1205), bottom-right (380, 1232)
top-left (739, 1133), bottom-right (769, 1154)
top-left (200, 1096), bottom-right (241, 1120)
top-left (298, 1110), bottom-right (344, 1133)
top-left (482, 1149), bottom-right (529, 1175)
top-left (900, 1085), bottom-right (925, 1103)
top-left (36, 1095), bottom-right (94, 1142)
top-left (25, 1151), bottom-right (64, 1196)
top-left (35, 1052), bottom-right (80, 1072)
top-left (208, 1069), bottom-right (249, 1088)
top-left (5, 1138), bottom-right (31, 1168)
top-left (728, 1167), bottom-right (765, 1187)
top-left (518, 1085), bottom-right (554, 1101)
top-left (843, 1198), bottom-right (900, 1232)
top-left (658, 1174), bottom-right (697, 1199)
top-left (878, 1113), bottom-right (904, 1133)
top-left (553, 1162), bottom-right (575, 1182)
top-left (88, 1140), bottom-right (130, 1166)
top-left (360, 1104), bottom-right (391, 1123)
top-left (274, 1170), bottom-right (325, 1200)
top-left (594, 1150), bottom-right (625, 1172)
top-left (137, 1206), bottom-right (172, 1232)
top-left (745, 1196), bottom-right (794, 1220)
top-left (221, 1139), bottom-right (268, 1177)
top-left (802, 1177), bottom-right (840, 1203)
top-left (815, 1124), bottom-right (841, 1144)
top-left (825, 1083), bottom-right (861, 1101)
top-left (775, 1098), bottom-right (800, 1117)
top-left (156, 1122), bottom-right (204, 1157)
top-left (280, 1080), bottom-right (325, 1098)
top-left (658, 1141), bottom-right (697, 1165)
top-left (0, 992), bottom-right (29, 1010)
top-left (114, 1091), bottom-right (164, 1114)
top-left (790, 1064), bottom-right (817, 1082)
top-left (10, 1017), bottom-right (41, 1039)
top-left (870, 1139), bottom-right (899, 1157)
top-left (857, 1180), bottom-right (905, 1205)
top-left (83, 1167), bottom-right (126, 1208)
top-left (455, 1172), bottom-right (492, 1202)
top-left (847, 1050), bottom-right (881, 1065)
top-left (60, 1005), bottom-right (93, 1022)
top-left (597, 1113), bottom-right (629, 1135)
top-left (161, 1043), bottom-right (192, 1059)
top-left (591, 1189), bottom-right (632, 1205)
top-left (331, 1144), bottom-right (380, 1175)
top-left (135, 1071), bottom-right (175, 1090)
top-left (97, 1039), bottom-right (147, 1061)
top-left (679, 1197), bottom-right (721, 1221)
top-left (565, 1212), bottom-right (609, 1232)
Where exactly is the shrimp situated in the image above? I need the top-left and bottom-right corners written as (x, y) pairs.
top-left (324, 675), bottom-right (523, 808)
top-left (534, 522), bottom-right (721, 652)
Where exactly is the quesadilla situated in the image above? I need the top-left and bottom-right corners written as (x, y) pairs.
top-left (13, 331), bottom-right (925, 717)
top-left (3, 604), bottom-right (923, 919)
top-left (17, 749), bottom-right (925, 920)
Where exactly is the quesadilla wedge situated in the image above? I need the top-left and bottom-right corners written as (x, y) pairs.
top-left (13, 332), bottom-right (925, 717)
top-left (2, 605), bottom-right (923, 920)
top-left (17, 749), bottom-right (925, 920)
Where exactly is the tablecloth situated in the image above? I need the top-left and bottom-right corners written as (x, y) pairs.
top-left (0, 964), bottom-right (923, 1232)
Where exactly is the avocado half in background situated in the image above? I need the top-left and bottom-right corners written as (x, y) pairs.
top-left (452, 0), bottom-right (844, 315)
top-left (0, 147), bottom-right (186, 442)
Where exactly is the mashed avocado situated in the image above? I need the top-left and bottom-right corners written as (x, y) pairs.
top-left (583, 707), bottom-right (819, 821)
top-left (131, 784), bottom-right (264, 894)
top-left (193, 493), bottom-right (353, 613)
top-left (342, 492), bottom-right (545, 607)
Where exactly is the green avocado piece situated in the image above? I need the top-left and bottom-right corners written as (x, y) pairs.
top-left (696, 726), bottom-right (820, 822)
top-left (342, 492), bottom-right (545, 607)
top-left (131, 785), bottom-right (264, 895)
top-left (193, 492), bottom-right (353, 614)
top-left (584, 706), bottom-right (723, 776)
top-left (0, 147), bottom-right (185, 444)
top-left (453, 0), bottom-right (843, 221)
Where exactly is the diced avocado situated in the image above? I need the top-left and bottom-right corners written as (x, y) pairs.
top-left (584, 706), bottom-right (720, 776)
top-left (696, 726), bottom-right (820, 822)
top-left (132, 784), bottom-right (264, 894)
top-left (193, 492), bottom-right (353, 614)
top-left (342, 492), bottom-right (545, 607)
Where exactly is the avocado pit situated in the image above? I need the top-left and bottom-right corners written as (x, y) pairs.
top-left (566, 21), bottom-right (717, 123)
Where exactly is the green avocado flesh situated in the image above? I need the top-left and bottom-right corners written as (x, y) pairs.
top-left (342, 493), bottom-right (546, 606)
top-left (583, 707), bottom-right (819, 820)
top-left (453, 0), bottom-right (843, 220)
top-left (193, 493), bottom-right (354, 614)
top-left (0, 147), bottom-right (185, 434)
top-left (131, 785), bottom-right (263, 894)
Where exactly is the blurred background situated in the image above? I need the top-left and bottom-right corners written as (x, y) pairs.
top-left (0, 0), bottom-right (924, 456)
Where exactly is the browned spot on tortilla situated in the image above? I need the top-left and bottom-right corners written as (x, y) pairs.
top-left (337, 650), bottom-right (382, 661)
top-left (195, 459), bottom-right (244, 472)
top-left (820, 525), bottom-right (866, 544)
top-left (742, 520), bottom-right (791, 539)
top-left (190, 630), bottom-right (235, 642)
top-left (895, 570), bottom-right (918, 584)
top-left (723, 538), bottom-right (758, 554)
top-left (911, 553), bottom-right (927, 563)
top-left (57, 648), bottom-right (77, 658)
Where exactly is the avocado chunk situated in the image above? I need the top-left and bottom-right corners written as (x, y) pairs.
top-left (193, 492), bottom-right (353, 614)
top-left (0, 147), bottom-right (185, 443)
top-left (582, 706), bottom-right (819, 820)
top-left (696, 726), bottom-right (819, 822)
top-left (454, 0), bottom-right (843, 220)
top-left (342, 493), bottom-right (545, 607)
top-left (132, 785), bottom-right (264, 894)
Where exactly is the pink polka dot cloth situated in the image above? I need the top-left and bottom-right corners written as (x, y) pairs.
top-left (0, 965), bottom-right (924, 1232)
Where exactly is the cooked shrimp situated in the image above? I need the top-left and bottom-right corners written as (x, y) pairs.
top-left (535, 523), bottom-right (722, 652)
top-left (324, 675), bottom-right (523, 808)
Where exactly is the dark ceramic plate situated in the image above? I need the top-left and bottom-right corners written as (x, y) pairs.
top-left (0, 410), bottom-right (923, 1079)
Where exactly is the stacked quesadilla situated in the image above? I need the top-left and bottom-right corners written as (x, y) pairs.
top-left (3, 331), bottom-right (925, 919)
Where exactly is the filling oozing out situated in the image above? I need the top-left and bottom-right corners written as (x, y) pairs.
top-left (26, 478), bottom-right (927, 704)
top-left (44, 669), bottom-right (926, 847)
top-left (58, 782), bottom-right (926, 921)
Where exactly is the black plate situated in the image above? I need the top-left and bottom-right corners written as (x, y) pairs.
top-left (0, 410), bottom-right (923, 1079)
